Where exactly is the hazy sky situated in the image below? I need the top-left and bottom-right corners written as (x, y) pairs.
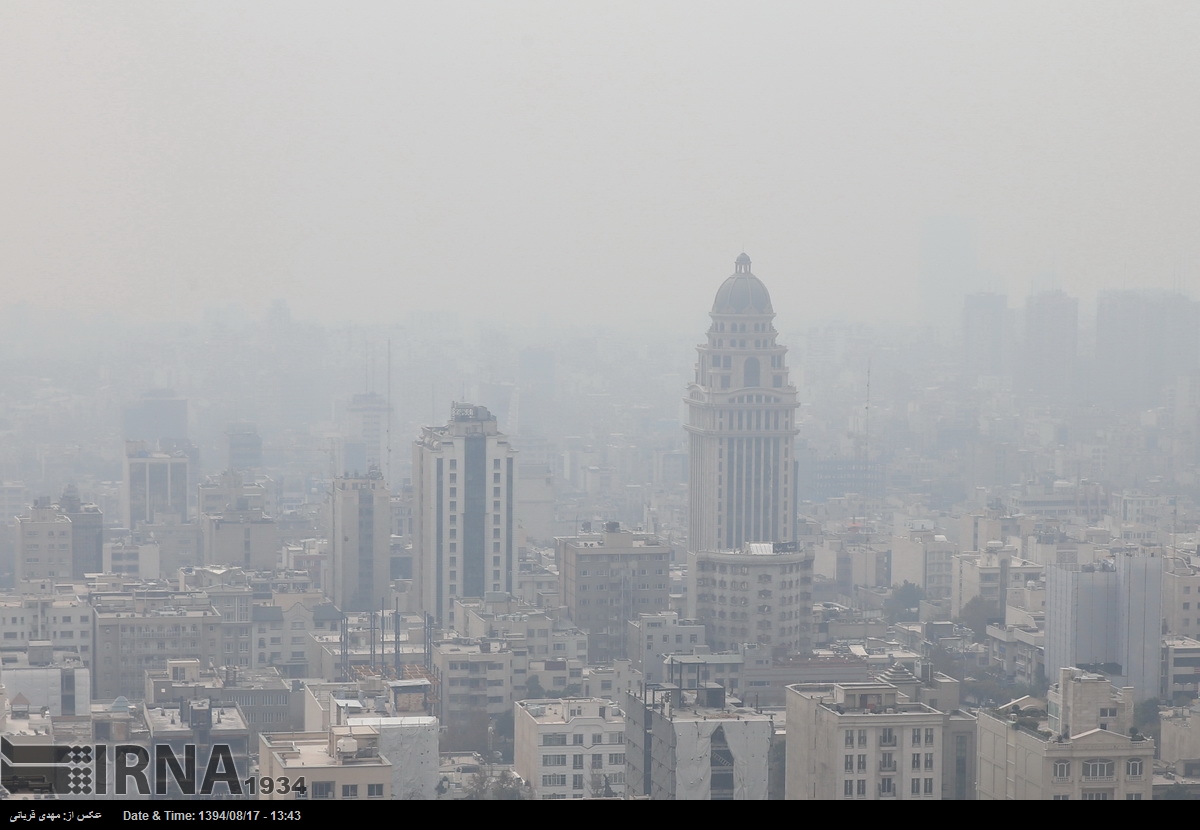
top-left (3, 2), bottom-right (1198, 329)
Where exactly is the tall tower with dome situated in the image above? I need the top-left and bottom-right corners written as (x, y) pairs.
top-left (685, 253), bottom-right (800, 555)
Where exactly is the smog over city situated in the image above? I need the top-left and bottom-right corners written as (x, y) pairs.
top-left (0, 0), bottom-right (1197, 805)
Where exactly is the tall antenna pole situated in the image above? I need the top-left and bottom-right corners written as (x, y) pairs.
top-left (864, 358), bottom-right (871, 463)
top-left (387, 338), bottom-right (392, 488)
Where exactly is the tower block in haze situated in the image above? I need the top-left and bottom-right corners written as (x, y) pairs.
top-left (412, 403), bottom-right (517, 630)
top-left (686, 254), bottom-right (812, 655)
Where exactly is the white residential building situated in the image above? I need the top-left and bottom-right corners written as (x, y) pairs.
top-left (515, 698), bottom-right (626, 799)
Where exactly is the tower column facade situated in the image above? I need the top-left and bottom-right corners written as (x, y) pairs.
top-left (686, 254), bottom-right (799, 554)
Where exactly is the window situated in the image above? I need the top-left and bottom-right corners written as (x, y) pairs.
top-left (924, 778), bottom-right (934, 794)
top-left (880, 778), bottom-right (893, 795)
top-left (1082, 759), bottom-right (1114, 779)
top-left (608, 753), bottom-right (625, 766)
top-left (924, 753), bottom-right (934, 770)
top-left (1126, 758), bottom-right (1143, 777)
top-left (880, 727), bottom-right (895, 746)
top-left (856, 779), bottom-right (866, 796)
top-left (573, 734), bottom-right (584, 745)
top-left (858, 730), bottom-right (867, 747)
top-left (912, 753), bottom-right (921, 770)
top-left (573, 755), bottom-right (584, 770)
top-left (912, 728), bottom-right (922, 746)
top-left (880, 752), bottom-right (895, 771)
top-left (542, 774), bottom-right (566, 787)
top-left (592, 754), bottom-right (603, 769)
top-left (911, 778), bottom-right (921, 795)
top-left (846, 756), bottom-right (855, 773)
top-left (857, 754), bottom-right (866, 772)
top-left (543, 755), bottom-right (567, 766)
top-left (1126, 793), bottom-right (1142, 800)
top-left (1053, 760), bottom-right (1071, 779)
top-left (572, 775), bottom-right (584, 790)
top-left (1082, 791), bottom-right (1111, 800)
top-left (845, 780), bottom-right (854, 798)
top-left (1052, 795), bottom-right (1070, 801)
top-left (925, 728), bottom-right (934, 745)
top-left (342, 784), bottom-right (358, 799)
top-left (312, 782), bottom-right (334, 799)
top-left (845, 730), bottom-right (855, 748)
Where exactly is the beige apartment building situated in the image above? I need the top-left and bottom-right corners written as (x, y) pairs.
top-left (557, 525), bottom-right (673, 663)
top-left (977, 669), bottom-right (1153, 800)
top-left (786, 681), bottom-right (948, 800)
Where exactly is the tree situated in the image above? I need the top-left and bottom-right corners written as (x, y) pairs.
top-left (956, 595), bottom-right (999, 643)
top-left (524, 675), bottom-right (546, 699)
top-left (1134, 698), bottom-right (1162, 744)
top-left (466, 770), bottom-right (490, 800)
top-left (885, 581), bottom-right (925, 624)
top-left (767, 738), bottom-right (786, 800)
top-left (490, 770), bottom-right (524, 800)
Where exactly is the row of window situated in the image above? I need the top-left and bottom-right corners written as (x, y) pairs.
top-left (541, 754), bottom-right (625, 768)
top-left (308, 782), bottom-right (384, 799)
top-left (845, 728), bottom-right (936, 748)
top-left (843, 778), bottom-right (935, 797)
top-left (1052, 758), bottom-right (1142, 779)
top-left (542, 734), bottom-right (622, 747)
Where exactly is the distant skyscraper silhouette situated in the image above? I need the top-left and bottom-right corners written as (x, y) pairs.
top-left (686, 254), bottom-right (799, 554)
top-left (1021, 289), bottom-right (1078, 402)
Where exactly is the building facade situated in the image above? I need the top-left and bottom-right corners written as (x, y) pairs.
top-left (330, 472), bottom-right (392, 613)
top-left (413, 404), bottom-right (517, 628)
top-left (689, 542), bottom-right (813, 655)
top-left (556, 525), bottom-right (673, 663)
top-left (514, 698), bottom-right (626, 799)
top-left (686, 254), bottom-right (799, 556)
top-left (786, 681), bottom-right (947, 800)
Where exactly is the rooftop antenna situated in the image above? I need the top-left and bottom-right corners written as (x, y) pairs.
top-left (387, 338), bottom-right (392, 487)
top-left (863, 358), bottom-right (871, 462)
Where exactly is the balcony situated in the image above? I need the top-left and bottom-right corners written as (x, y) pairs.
top-left (879, 762), bottom-right (897, 772)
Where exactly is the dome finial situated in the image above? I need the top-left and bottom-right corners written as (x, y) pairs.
top-left (735, 252), bottom-right (751, 274)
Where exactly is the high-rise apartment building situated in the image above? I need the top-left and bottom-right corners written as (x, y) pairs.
top-left (412, 403), bottom-right (516, 627)
top-left (556, 525), bottom-right (673, 663)
top-left (57, 484), bottom-right (102, 578)
top-left (123, 440), bottom-right (189, 530)
top-left (15, 499), bottom-right (73, 581)
top-left (225, 422), bottom-right (263, 473)
top-left (330, 471), bottom-right (392, 613)
top-left (962, 292), bottom-right (1008, 377)
top-left (1021, 289), bottom-right (1078, 402)
top-left (1045, 550), bottom-right (1163, 701)
top-left (343, 392), bottom-right (392, 478)
top-left (686, 254), bottom-right (799, 555)
top-left (1096, 289), bottom-right (1200, 410)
